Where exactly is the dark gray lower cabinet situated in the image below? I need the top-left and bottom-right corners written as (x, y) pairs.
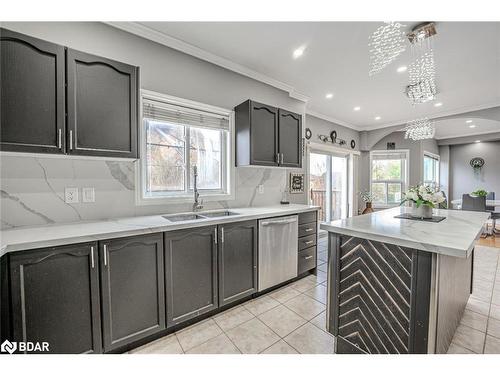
top-left (218, 220), bottom-right (257, 306)
top-left (99, 233), bottom-right (165, 352)
top-left (9, 242), bottom-right (102, 354)
top-left (164, 226), bottom-right (218, 326)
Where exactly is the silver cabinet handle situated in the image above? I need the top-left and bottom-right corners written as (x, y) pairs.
top-left (304, 240), bottom-right (314, 245)
top-left (221, 227), bottom-right (224, 243)
top-left (69, 130), bottom-right (73, 150)
top-left (58, 129), bottom-right (62, 149)
top-left (214, 228), bottom-right (217, 244)
top-left (304, 255), bottom-right (313, 260)
top-left (280, 153), bottom-right (284, 164)
top-left (90, 246), bottom-right (95, 268)
top-left (103, 244), bottom-right (108, 266)
top-left (305, 228), bottom-right (313, 232)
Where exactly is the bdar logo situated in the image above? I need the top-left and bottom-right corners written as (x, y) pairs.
top-left (1, 340), bottom-right (17, 354)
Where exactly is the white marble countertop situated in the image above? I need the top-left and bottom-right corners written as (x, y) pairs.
top-left (320, 206), bottom-right (490, 258)
top-left (0, 204), bottom-right (319, 256)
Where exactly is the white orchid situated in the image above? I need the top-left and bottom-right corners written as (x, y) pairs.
top-left (401, 184), bottom-right (446, 208)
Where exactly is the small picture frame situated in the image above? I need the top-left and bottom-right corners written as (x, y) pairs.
top-left (289, 173), bottom-right (305, 194)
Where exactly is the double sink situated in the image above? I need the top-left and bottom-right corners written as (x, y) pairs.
top-left (163, 210), bottom-right (239, 222)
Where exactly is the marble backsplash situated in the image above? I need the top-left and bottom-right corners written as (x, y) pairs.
top-left (0, 156), bottom-right (306, 229)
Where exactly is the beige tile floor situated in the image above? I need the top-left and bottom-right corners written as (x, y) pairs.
top-left (130, 237), bottom-right (500, 354)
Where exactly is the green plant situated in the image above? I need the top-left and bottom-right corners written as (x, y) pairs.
top-left (400, 184), bottom-right (445, 208)
top-left (471, 189), bottom-right (488, 197)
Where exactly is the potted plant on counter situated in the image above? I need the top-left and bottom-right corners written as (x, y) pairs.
top-left (359, 191), bottom-right (375, 214)
top-left (401, 184), bottom-right (445, 219)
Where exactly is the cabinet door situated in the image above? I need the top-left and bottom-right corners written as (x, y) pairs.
top-left (250, 101), bottom-right (279, 166)
top-left (278, 109), bottom-right (302, 168)
top-left (218, 220), bottom-right (257, 306)
top-left (9, 242), bottom-right (101, 354)
top-left (164, 226), bottom-right (218, 326)
top-left (100, 233), bottom-right (165, 352)
top-left (0, 28), bottom-right (65, 154)
top-left (66, 49), bottom-right (138, 158)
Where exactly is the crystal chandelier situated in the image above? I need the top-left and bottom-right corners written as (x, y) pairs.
top-left (404, 118), bottom-right (435, 140)
top-left (368, 22), bottom-right (407, 76)
top-left (405, 23), bottom-right (438, 105)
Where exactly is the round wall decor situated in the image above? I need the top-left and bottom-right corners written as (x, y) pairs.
top-left (470, 157), bottom-right (485, 170)
top-left (305, 128), bottom-right (312, 140)
top-left (350, 140), bottom-right (356, 149)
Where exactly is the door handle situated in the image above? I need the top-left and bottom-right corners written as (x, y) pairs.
top-left (58, 129), bottom-right (62, 149)
top-left (90, 246), bottom-right (95, 268)
top-left (69, 130), bottom-right (73, 150)
top-left (261, 219), bottom-right (297, 226)
top-left (103, 244), bottom-right (108, 266)
top-left (280, 153), bottom-right (284, 164)
top-left (214, 228), bottom-right (217, 244)
top-left (221, 227), bottom-right (224, 243)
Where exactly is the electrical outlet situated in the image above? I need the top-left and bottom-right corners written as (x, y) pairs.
top-left (82, 187), bottom-right (95, 203)
top-left (258, 185), bottom-right (264, 194)
top-left (64, 187), bottom-right (79, 204)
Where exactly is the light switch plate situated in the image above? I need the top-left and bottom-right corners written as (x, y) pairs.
top-left (64, 187), bottom-right (79, 203)
top-left (82, 187), bottom-right (95, 203)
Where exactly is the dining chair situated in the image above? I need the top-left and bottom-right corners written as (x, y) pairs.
top-left (487, 192), bottom-right (499, 235)
top-left (462, 194), bottom-right (489, 237)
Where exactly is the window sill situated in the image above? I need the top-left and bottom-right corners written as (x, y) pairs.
top-left (136, 192), bottom-right (235, 206)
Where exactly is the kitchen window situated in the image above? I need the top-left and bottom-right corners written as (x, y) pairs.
top-left (138, 90), bottom-right (234, 204)
top-left (423, 152), bottom-right (440, 188)
top-left (370, 150), bottom-right (408, 207)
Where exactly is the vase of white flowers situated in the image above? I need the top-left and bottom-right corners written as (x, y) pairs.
top-left (401, 184), bottom-right (445, 219)
top-left (359, 191), bottom-right (375, 215)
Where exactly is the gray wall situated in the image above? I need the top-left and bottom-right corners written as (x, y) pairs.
top-left (448, 141), bottom-right (500, 202)
top-left (0, 22), bottom-right (309, 228)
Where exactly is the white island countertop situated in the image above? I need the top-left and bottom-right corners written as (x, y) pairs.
top-left (0, 204), bottom-right (319, 257)
top-left (320, 206), bottom-right (490, 258)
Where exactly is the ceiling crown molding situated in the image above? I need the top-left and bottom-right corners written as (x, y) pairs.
top-left (305, 110), bottom-right (362, 131)
top-left (105, 22), bottom-right (310, 103)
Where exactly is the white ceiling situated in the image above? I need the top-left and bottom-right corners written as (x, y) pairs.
top-left (433, 118), bottom-right (500, 139)
top-left (122, 22), bottom-right (500, 136)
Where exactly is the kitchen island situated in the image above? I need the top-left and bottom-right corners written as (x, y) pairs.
top-left (320, 206), bottom-right (490, 354)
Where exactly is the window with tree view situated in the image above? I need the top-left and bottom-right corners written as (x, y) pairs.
top-left (370, 151), bottom-right (407, 206)
top-left (423, 153), bottom-right (439, 188)
top-left (142, 93), bottom-right (231, 200)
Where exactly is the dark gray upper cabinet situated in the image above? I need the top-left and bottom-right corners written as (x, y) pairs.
top-left (164, 226), bottom-right (218, 326)
top-left (235, 99), bottom-right (302, 168)
top-left (218, 220), bottom-right (258, 306)
top-left (9, 242), bottom-right (102, 354)
top-left (0, 28), bottom-right (66, 154)
top-left (278, 109), bottom-right (302, 168)
top-left (66, 49), bottom-right (138, 158)
top-left (99, 233), bottom-right (165, 352)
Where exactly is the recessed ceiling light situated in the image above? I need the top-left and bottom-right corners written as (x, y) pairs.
top-left (375, 116), bottom-right (381, 120)
top-left (397, 66), bottom-right (408, 73)
top-left (325, 93), bottom-right (333, 99)
top-left (434, 102), bottom-right (443, 107)
top-left (353, 106), bottom-right (361, 111)
top-left (466, 120), bottom-right (473, 123)
top-left (475, 140), bottom-right (481, 143)
top-left (293, 47), bottom-right (305, 59)
top-left (469, 124), bottom-right (476, 128)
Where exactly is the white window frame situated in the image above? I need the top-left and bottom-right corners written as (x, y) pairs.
top-left (136, 90), bottom-right (235, 206)
top-left (369, 149), bottom-right (409, 208)
top-left (423, 151), bottom-right (440, 188)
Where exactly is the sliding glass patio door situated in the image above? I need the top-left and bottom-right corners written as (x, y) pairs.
top-left (309, 151), bottom-right (348, 223)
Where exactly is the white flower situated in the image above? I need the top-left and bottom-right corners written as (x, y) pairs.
top-left (419, 185), bottom-right (427, 195)
top-left (433, 191), bottom-right (445, 204)
top-left (422, 193), bottom-right (433, 202)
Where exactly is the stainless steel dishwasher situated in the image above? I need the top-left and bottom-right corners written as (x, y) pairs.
top-left (258, 215), bottom-right (298, 292)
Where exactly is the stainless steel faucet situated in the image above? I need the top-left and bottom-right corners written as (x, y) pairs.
top-left (192, 165), bottom-right (203, 212)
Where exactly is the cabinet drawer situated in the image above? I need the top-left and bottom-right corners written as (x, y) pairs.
top-left (299, 222), bottom-right (317, 237)
top-left (298, 234), bottom-right (317, 251)
top-left (298, 211), bottom-right (317, 225)
top-left (298, 246), bottom-right (316, 275)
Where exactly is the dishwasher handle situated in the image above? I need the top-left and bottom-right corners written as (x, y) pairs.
top-left (261, 217), bottom-right (298, 226)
